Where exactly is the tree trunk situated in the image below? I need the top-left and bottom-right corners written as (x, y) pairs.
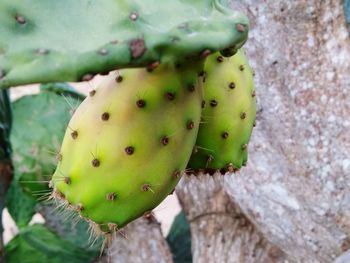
top-left (99, 216), bottom-right (174, 263)
top-left (177, 0), bottom-right (350, 262)
top-left (176, 174), bottom-right (288, 263)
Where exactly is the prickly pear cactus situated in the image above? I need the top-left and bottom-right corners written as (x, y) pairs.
top-left (51, 61), bottom-right (204, 233)
top-left (187, 49), bottom-right (256, 173)
top-left (0, 0), bottom-right (248, 88)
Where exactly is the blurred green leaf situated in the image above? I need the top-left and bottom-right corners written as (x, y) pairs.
top-left (5, 224), bottom-right (98, 263)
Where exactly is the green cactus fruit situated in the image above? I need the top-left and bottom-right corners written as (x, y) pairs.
top-left (51, 61), bottom-right (203, 233)
top-left (0, 0), bottom-right (248, 88)
top-left (187, 49), bottom-right (256, 173)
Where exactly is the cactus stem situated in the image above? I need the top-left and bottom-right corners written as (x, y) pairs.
top-left (125, 146), bottom-right (135, 155)
top-left (91, 158), bottom-right (100, 167)
top-left (101, 112), bottom-right (110, 121)
top-left (0, 69), bottom-right (5, 79)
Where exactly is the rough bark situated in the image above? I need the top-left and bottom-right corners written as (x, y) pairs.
top-left (177, 174), bottom-right (288, 263)
top-left (98, 216), bottom-right (174, 263)
top-left (221, 0), bottom-right (350, 262)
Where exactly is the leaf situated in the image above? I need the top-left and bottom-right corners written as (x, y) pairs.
top-left (5, 224), bottom-right (98, 263)
top-left (166, 211), bottom-right (192, 263)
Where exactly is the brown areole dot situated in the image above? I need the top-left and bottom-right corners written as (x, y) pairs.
top-left (37, 48), bottom-right (49, 55)
top-left (236, 23), bottom-right (246, 33)
top-left (101, 112), bottom-right (110, 121)
top-left (161, 136), bottom-right (169, 145)
top-left (173, 170), bottom-right (181, 179)
top-left (217, 56), bottom-right (224, 63)
top-left (130, 12), bottom-right (138, 21)
top-left (242, 144), bottom-right (248, 150)
top-left (91, 158), bottom-right (100, 167)
top-left (99, 48), bottom-right (108, 55)
top-left (210, 100), bottom-right (218, 107)
top-left (141, 184), bottom-right (151, 192)
top-left (136, 99), bottom-right (146, 108)
top-left (81, 74), bottom-right (94, 82)
top-left (147, 61), bottom-right (160, 72)
top-left (76, 204), bottom-right (84, 212)
top-left (125, 146), bottom-right (135, 155)
top-left (165, 92), bottom-right (175, 101)
top-left (229, 82), bottom-right (236, 89)
top-left (89, 90), bottom-right (96, 97)
top-left (15, 14), bottom-right (26, 24)
top-left (240, 112), bottom-right (247, 119)
top-left (222, 131), bottom-right (229, 139)
top-left (106, 192), bottom-right (116, 201)
top-left (116, 75), bottom-right (123, 83)
top-left (186, 120), bottom-right (194, 130)
top-left (71, 130), bottom-right (78, 139)
top-left (56, 153), bottom-right (62, 161)
top-left (239, 65), bottom-right (245, 71)
top-left (201, 100), bottom-right (206, 108)
top-left (64, 177), bottom-right (71, 185)
top-left (252, 90), bottom-right (256, 97)
top-left (188, 84), bottom-right (195, 92)
top-left (201, 49), bottom-right (211, 59)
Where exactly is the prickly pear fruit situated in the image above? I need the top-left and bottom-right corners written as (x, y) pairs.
top-left (50, 61), bottom-right (203, 233)
top-left (187, 49), bottom-right (256, 173)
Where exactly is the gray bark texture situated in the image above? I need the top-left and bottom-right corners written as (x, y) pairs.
top-left (100, 216), bottom-right (174, 263)
top-left (103, 1), bottom-right (350, 262)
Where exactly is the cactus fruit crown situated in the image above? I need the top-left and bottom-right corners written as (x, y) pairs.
top-left (51, 58), bottom-right (204, 235)
top-left (0, 0), bottom-right (248, 88)
top-left (187, 49), bottom-right (256, 174)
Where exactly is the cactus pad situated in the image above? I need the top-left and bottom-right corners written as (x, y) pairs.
top-left (51, 61), bottom-right (203, 233)
top-left (187, 49), bottom-right (256, 174)
top-left (0, 0), bottom-right (248, 88)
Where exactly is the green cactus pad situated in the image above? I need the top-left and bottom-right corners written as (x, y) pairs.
top-left (51, 61), bottom-right (203, 232)
top-left (0, 0), bottom-right (248, 89)
top-left (187, 49), bottom-right (256, 173)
